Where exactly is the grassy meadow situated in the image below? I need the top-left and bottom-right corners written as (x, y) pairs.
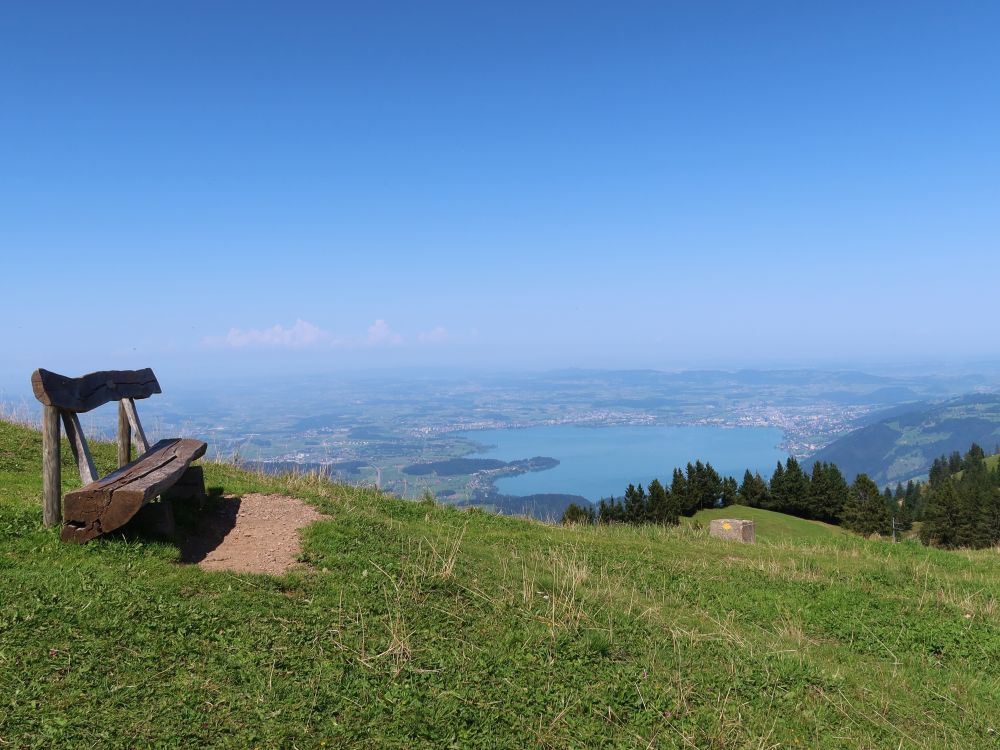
top-left (2, 418), bottom-right (1000, 748)
top-left (686, 504), bottom-right (844, 543)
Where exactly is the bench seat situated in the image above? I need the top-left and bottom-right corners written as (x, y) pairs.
top-left (61, 438), bottom-right (207, 543)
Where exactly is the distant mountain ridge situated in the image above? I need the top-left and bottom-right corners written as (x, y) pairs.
top-left (806, 393), bottom-right (1000, 486)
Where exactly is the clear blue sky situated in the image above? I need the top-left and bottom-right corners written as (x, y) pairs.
top-left (2, 1), bottom-right (999, 387)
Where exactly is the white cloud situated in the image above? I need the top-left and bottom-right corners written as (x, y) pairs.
top-left (366, 319), bottom-right (403, 347)
top-left (418, 325), bottom-right (449, 344)
top-left (205, 318), bottom-right (407, 350)
top-left (206, 319), bottom-right (332, 349)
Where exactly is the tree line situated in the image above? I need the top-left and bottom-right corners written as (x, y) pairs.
top-left (562, 447), bottom-right (1000, 548)
top-left (919, 444), bottom-right (1000, 549)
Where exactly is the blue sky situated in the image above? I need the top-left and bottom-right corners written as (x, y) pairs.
top-left (2, 1), bottom-right (999, 386)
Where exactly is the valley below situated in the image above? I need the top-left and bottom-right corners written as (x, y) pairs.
top-left (5, 366), bottom-right (999, 516)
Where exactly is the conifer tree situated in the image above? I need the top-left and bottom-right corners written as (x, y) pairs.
top-left (647, 478), bottom-right (679, 525)
top-left (768, 461), bottom-right (786, 511)
top-left (560, 503), bottom-right (595, 524)
top-left (674, 466), bottom-right (696, 516)
top-left (948, 451), bottom-right (963, 474)
top-left (903, 480), bottom-right (923, 521)
top-left (738, 469), bottom-right (768, 507)
top-left (623, 484), bottom-right (647, 524)
top-left (841, 474), bottom-right (891, 536)
top-left (721, 476), bottom-right (738, 506)
top-left (738, 470), bottom-right (758, 506)
top-left (981, 486), bottom-right (1000, 547)
top-left (806, 461), bottom-right (848, 523)
top-left (883, 487), bottom-right (896, 512)
top-left (699, 462), bottom-right (723, 509)
top-left (686, 462), bottom-right (706, 513)
top-left (921, 476), bottom-right (961, 547)
top-left (782, 457), bottom-right (810, 517)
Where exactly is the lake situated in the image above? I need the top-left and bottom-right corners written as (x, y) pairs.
top-left (458, 425), bottom-right (786, 501)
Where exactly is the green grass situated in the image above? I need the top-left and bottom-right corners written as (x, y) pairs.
top-left (2, 419), bottom-right (1000, 748)
top-left (686, 504), bottom-right (845, 542)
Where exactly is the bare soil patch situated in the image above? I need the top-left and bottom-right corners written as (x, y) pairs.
top-left (180, 493), bottom-right (326, 575)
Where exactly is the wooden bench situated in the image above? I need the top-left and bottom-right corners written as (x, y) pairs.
top-left (31, 367), bottom-right (208, 543)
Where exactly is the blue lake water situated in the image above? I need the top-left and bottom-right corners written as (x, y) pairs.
top-left (457, 425), bottom-right (785, 501)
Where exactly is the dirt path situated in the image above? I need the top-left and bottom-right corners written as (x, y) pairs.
top-left (180, 493), bottom-right (326, 575)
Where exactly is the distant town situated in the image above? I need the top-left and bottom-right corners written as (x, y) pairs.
top-left (23, 367), bottom-right (972, 503)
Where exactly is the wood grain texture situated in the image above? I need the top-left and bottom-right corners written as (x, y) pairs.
top-left (31, 368), bottom-right (161, 413)
top-left (61, 438), bottom-right (207, 543)
top-left (122, 398), bottom-right (150, 454)
top-left (42, 405), bottom-right (61, 527)
top-left (117, 401), bottom-right (131, 468)
top-left (60, 410), bottom-right (98, 485)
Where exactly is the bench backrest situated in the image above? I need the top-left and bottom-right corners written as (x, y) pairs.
top-left (31, 368), bottom-right (161, 413)
top-left (31, 368), bottom-right (160, 527)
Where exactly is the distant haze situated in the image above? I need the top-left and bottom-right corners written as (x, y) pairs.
top-left (2, 3), bottom-right (999, 383)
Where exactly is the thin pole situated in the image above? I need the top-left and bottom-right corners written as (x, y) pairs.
top-left (42, 405), bottom-right (61, 527)
top-left (117, 401), bottom-right (131, 468)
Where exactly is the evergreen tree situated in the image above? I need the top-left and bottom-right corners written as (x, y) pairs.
top-left (954, 447), bottom-right (990, 547)
top-left (721, 476), bottom-right (738, 506)
top-left (806, 462), bottom-right (827, 520)
top-left (981, 486), bottom-right (1000, 548)
top-left (686, 462), bottom-right (708, 512)
top-left (738, 470), bottom-right (757, 506)
top-left (647, 479), bottom-right (679, 525)
top-left (894, 499), bottom-right (913, 532)
top-left (699, 462), bottom-right (723, 509)
top-left (921, 476), bottom-right (961, 548)
top-left (560, 503), bottom-right (595, 524)
top-left (782, 457), bottom-right (810, 517)
top-left (670, 468), bottom-right (691, 516)
top-left (903, 480), bottom-right (923, 521)
top-left (893, 483), bottom-right (905, 505)
top-left (964, 443), bottom-right (986, 469)
top-left (841, 474), bottom-right (891, 536)
top-left (623, 484), bottom-right (647, 524)
top-left (948, 451), bottom-right (963, 474)
top-left (929, 457), bottom-right (949, 488)
top-left (768, 461), bottom-right (786, 511)
top-left (806, 462), bottom-right (848, 523)
top-left (883, 486), bottom-right (896, 513)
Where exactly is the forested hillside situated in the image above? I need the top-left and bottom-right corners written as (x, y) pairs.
top-left (807, 394), bottom-right (1000, 485)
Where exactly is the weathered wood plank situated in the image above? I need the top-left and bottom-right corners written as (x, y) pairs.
top-left (122, 398), bottom-right (150, 454)
top-left (117, 401), bottom-right (131, 468)
top-left (42, 405), bottom-right (61, 527)
top-left (61, 438), bottom-right (207, 543)
top-left (60, 410), bottom-right (98, 485)
top-left (31, 368), bottom-right (160, 413)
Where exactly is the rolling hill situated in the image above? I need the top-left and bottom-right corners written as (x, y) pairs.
top-left (2, 418), bottom-right (1000, 748)
top-left (807, 393), bottom-right (1000, 486)
top-left (687, 504), bottom-right (845, 542)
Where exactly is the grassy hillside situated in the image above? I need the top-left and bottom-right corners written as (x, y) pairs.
top-left (2, 419), bottom-right (1000, 748)
top-left (808, 393), bottom-right (1000, 486)
top-left (687, 504), bottom-right (845, 542)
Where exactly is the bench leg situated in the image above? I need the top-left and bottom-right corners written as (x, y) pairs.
top-left (163, 466), bottom-right (207, 501)
top-left (130, 499), bottom-right (177, 539)
top-left (42, 405), bottom-right (61, 527)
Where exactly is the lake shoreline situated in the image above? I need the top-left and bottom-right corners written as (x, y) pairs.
top-left (455, 424), bottom-right (787, 503)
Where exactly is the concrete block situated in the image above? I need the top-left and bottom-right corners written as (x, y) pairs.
top-left (709, 518), bottom-right (756, 543)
